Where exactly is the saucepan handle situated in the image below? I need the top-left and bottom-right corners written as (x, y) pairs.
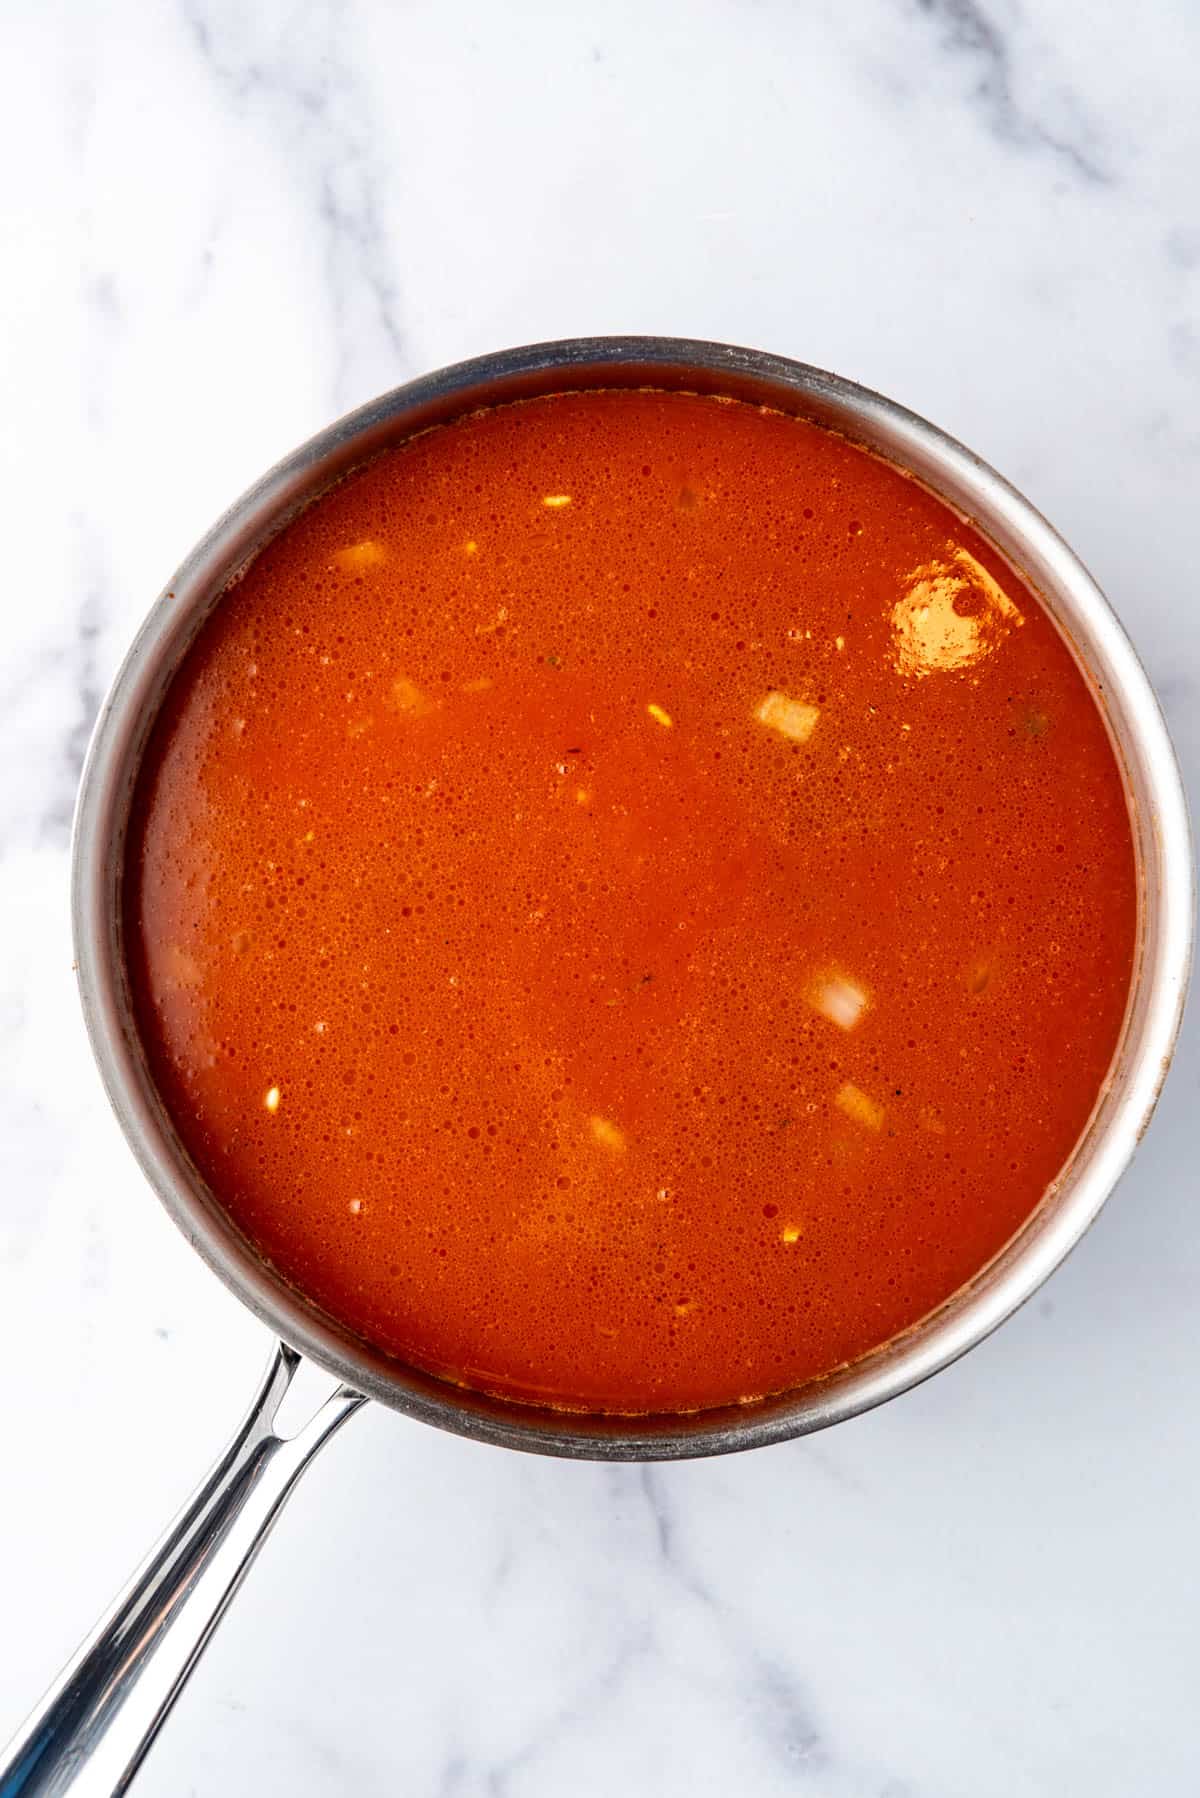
top-left (0, 1343), bottom-right (364, 1797)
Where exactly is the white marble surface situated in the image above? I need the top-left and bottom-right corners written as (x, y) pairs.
top-left (2, 1), bottom-right (1198, 1792)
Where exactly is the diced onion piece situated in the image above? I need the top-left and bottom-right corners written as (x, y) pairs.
top-left (835, 1081), bottom-right (884, 1131)
top-left (780, 1224), bottom-right (802, 1245)
top-left (264, 1085), bottom-right (281, 1114)
top-left (807, 973), bottom-right (868, 1031)
top-left (646, 703), bottom-right (673, 728)
top-left (754, 690), bottom-right (820, 743)
top-left (385, 676), bottom-right (433, 717)
top-left (334, 539), bottom-right (387, 571)
top-left (162, 944), bottom-right (202, 989)
top-left (589, 1116), bottom-right (627, 1153)
top-left (542, 494), bottom-right (572, 508)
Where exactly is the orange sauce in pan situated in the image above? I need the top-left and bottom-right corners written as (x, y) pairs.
top-left (126, 390), bottom-right (1136, 1411)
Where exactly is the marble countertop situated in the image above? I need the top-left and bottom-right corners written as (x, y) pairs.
top-left (2, 2), bottom-right (1198, 1793)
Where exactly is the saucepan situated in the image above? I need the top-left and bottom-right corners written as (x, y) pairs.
top-left (2, 339), bottom-right (1192, 1796)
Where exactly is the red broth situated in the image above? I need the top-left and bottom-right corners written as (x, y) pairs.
top-left (126, 390), bottom-right (1136, 1412)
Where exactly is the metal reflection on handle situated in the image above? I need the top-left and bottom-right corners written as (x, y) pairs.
top-left (0, 1345), bottom-right (365, 1796)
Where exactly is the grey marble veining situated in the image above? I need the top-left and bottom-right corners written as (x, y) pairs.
top-left (179, 0), bottom-right (409, 409)
top-left (1, 2), bottom-right (1197, 1794)
top-left (909, 0), bottom-right (1113, 183)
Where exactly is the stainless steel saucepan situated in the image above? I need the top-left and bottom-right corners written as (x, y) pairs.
top-left (2, 339), bottom-right (1191, 1796)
